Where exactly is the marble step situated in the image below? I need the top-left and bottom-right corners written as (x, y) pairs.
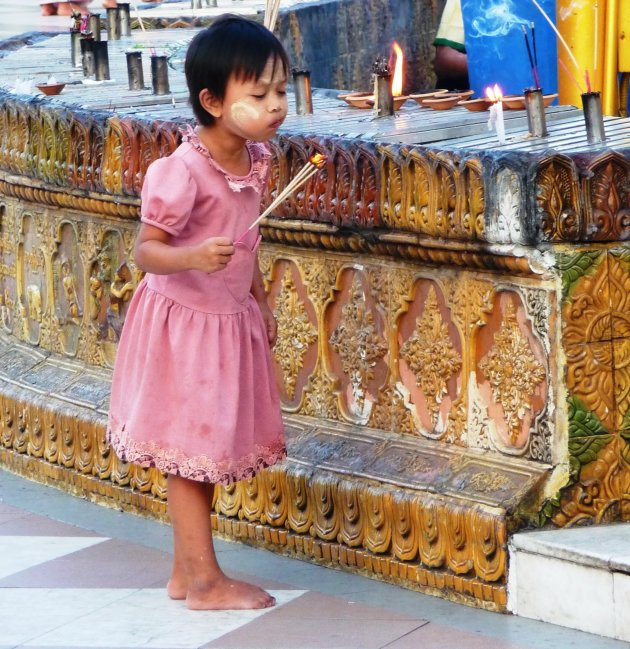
top-left (508, 524), bottom-right (630, 642)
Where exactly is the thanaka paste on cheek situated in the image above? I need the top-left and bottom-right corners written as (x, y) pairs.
top-left (230, 99), bottom-right (261, 126)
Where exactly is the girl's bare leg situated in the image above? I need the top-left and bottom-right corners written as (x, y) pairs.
top-left (166, 473), bottom-right (276, 610)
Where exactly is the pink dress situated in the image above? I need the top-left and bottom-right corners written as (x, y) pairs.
top-left (107, 129), bottom-right (286, 485)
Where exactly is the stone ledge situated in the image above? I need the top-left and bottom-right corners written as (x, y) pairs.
top-left (510, 525), bottom-right (630, 574)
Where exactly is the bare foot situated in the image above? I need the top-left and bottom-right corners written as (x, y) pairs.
top-left (166, 577), bottom-right (187, 600)
top-left (186, 576), bottom-right (276, 610)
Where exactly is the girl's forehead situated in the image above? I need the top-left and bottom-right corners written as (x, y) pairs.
top-left (259, 56), bottom-right (286, 82)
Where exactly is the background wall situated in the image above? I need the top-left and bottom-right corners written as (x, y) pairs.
top-left (276, 0), bottom-right (446, 93)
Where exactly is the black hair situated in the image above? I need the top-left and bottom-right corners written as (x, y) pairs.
top-left (185, 14), bottom-right (290, 126)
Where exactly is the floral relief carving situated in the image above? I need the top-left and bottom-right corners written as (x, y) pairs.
top-left (380, 146), bottom-right (404, 229)
top-left (406, 151), bottom-right (433, 235)
top-left (433, 157), bottom-right (457, 238)
top-left (303, 257), bottom-right (340, 308)
top-left (329, 275), bottom-right (387, 414)
top-left (479, 301), bottom-right (546, 444)
top-left (273, 268), bottom-right (318, 400)
top-left (536, 158), bottom-right (581, 241)
top-left (587, 156), bottom-right (630, 240)
top-left (494, 167), bottom-right (524, 244)
top-left (562, 256), bottom-right (616, 428)
top-left (302, 362), bottom-right (339, 419)
top-left (399, 286), bottom-right (461, 429)
top-left (462, 158), bottom-right (485, 240)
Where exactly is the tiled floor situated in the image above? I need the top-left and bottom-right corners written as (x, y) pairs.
top-left (0, 470), bottom-right (627, 649)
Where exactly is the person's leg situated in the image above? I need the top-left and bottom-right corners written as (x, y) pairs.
top-left (166, 473), bottom-right (276, 610)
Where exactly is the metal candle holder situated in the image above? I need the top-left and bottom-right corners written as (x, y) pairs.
top-left (151, 54), bottom-right (170, 95)
top-left (292, 68), bottom-right (313, 115)
top-left (373, 56), bottom-right (393, 117)
top-left (581, 91), bottom-right (606, 144)
top-left (70, 30), bottom-right (82, 68)
top-left (524, 87), bottom-right (548, 138)
top-left (118, 3), bottom-right (131, 37)
top-left (89, 13), bottom-right (101, 41)
top-left (106, 7), bottom-right (120, 41)
top-left (126, 51), bottom-right (144, 91)
top-left (93, 40), bottom-right (110, 81)
top-left (80, 37), bottom-right (95, 78)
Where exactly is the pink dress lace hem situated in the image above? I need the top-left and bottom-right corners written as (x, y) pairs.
top-left (109, 416), bottom-right (286, 485)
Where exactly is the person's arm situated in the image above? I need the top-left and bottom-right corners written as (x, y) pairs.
top-left (433, 45), bottom-right (469, 89)
top-left (134, 223), bottom-right (234, 275)
top-left (251, 260), bottom-right (277, 346)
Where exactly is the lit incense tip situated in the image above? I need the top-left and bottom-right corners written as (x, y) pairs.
top-left (310, 153), bottom-right (327, 168)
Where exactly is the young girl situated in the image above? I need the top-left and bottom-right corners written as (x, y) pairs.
top-left (107, 15), bottom-right (289, 610)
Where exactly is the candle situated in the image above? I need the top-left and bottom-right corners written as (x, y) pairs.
top-left (486, 83), bottom-right (506, 145)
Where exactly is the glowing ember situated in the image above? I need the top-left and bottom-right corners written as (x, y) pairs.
top-left (310, 153), bottom-right (327, 168)
top-left (391, 42), bottom-right (404, 97)
top-left (485, 83), bottom-right (504, 102)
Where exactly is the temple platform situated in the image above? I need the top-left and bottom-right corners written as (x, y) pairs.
top-left (1, 21), bottom-right (630, 615)
top-left (2, 468), bottom-right (628, 649)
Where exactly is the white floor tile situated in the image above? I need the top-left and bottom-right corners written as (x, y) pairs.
top-left (0, 588), bottom-right (305, 648)
top-left (0, 536), bottom-right (108, 579)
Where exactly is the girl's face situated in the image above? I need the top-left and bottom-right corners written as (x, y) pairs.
top-left (218, 55), bottom-right (288, 142)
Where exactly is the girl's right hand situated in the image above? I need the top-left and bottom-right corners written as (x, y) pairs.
top-left (191, 236), bottom-right (235, 274)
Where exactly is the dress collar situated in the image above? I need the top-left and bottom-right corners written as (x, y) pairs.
top-left (180, 124), bottom-right (271, 195)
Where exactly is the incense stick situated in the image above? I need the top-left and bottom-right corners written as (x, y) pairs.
top-left (559, 58), bottom-right (585, 93)
top-left (531, 22), bottom-right (538, 69)
top-left (132, 3), bottom-right (156, 55)
top-left (236, 155), bottom-right (326, 240)
top-left (521, 25), bottom-right (540, 88)
top-left (528, 0), bottom-right (581, 72)
top-left (264, 0), bottom-right (281, 32)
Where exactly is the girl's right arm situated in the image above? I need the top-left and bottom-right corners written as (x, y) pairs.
top-left (134, 223), bottom-right (234, 275)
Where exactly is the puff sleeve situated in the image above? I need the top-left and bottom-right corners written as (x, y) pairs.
top-left (140, 156), bottom-right (197, 236)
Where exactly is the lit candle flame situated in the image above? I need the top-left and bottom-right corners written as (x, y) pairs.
top-left (310, 153), bottom-right (327, 168)
top-left (391, 42), bottom-right (404, 97)
top-left (485, 83), bottom-right (504, 102)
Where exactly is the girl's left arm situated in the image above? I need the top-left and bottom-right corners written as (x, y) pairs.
top-left (251, 260), bottom-right (277, 347)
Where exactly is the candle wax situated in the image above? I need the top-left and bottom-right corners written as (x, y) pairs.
top-left (488, 102), bottom-right (506, 145)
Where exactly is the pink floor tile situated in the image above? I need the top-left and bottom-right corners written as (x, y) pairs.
top-left (202, 591), bottom-right (427, 649)
top-left (0, 538), bottom-right (172, 588)
top-left (0, 511), bottom-right (97, 536)
top-left (382, 622), bottom-right (532, 649)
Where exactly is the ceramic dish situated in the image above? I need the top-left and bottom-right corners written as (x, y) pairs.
top-left (392, 95), bottom-right (409, 109)
top-left (409, 89), bottom-right (448, 105)
top-left (339, 92), bottom-right (409, 110)
top-left (501, 95), bottom-right (526, 110)
top-left (339, 92), bottom-right (373, 108)
top-left (422, 94), bottom-right (464, 110)
top-left (36, 82), bottom-right (65, 96)
top-left (458, 97), bottom-right (492, 112)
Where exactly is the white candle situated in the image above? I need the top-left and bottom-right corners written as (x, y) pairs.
top-left (495, 99), bottom-right (506, 144)
top-left (486, 84), bottom-right (506, 145)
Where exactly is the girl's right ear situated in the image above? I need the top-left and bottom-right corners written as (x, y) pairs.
top-left (199, 89), bottom-right (222, 119)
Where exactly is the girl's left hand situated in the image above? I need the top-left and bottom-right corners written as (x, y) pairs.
top-left (258, 302), bottom-right (277, 347)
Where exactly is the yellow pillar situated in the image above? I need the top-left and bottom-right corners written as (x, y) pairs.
top-left (602, 0), bottom-right (619, 115)
top-left (556, 0), bottom-right (606, 107)
top-left (619, 0), bottom-right (629, 71)
top-left (621, 1), bottom-right (629, 116)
